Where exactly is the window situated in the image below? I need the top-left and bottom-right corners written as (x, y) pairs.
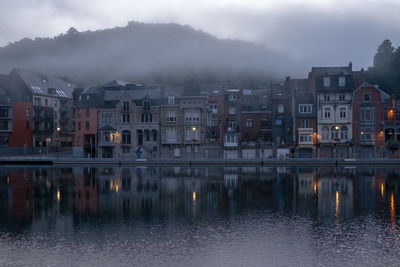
top-left (78, 136), bottom-right (81, 146)
top-left (211, 115), bottom-right (217, 126)
top-left (185, 111), bottom-right (200, 122)
top-left (122, 130), bottom-right (131, 145)
top-left (54, 100), bottom-right (58, 107)
top-left (365, 128), bottom-right (372, 140)
top-left (365, 110), bottom-right (371, 121)
top-left (229, 107), bottom-right (237, 115)
top-left (86, 121), bottom-right (90, 131)
top-left (301, 119), bottom-right (309, 128)
top-left (331, 126), bottom-right (339, 139)
top-left (85, 108), bottom-right (89, 117)
top-left (122, 147), bottom-right (130, 153)
top-left (122, 113), bottom-right (130, 123)
top-left (229, 119), bottom-right (236, 130)
top-left (324, 107), bottom-right (331, 119)
top-left (299, 105), bottom-right (312, 113)
top-left (278, 104), bottom-right (284, 113)
top-left (123, 101), bottom-right (130, 111)
top-left (275, 119), bottom-right (282, 126)
top-left (324, 94), bottom-right (330, 101)
top-left (186, 127), bottom-right (199, 140)
top-left (323, 77), bottom-right (330, 87)
top-left (210, 102), bottom-right (218, 113)
top-left (322, 126), bottom-right (329, 140)
top-left (143, 100), bottom-right (150, 111)
top-left (340, 107), bottom-right (346, 119)
top-left (339, 77), bottom-right (346, 87)
top-left (78, 108), bottom-right (81, 118)
top-left (166, 127), bottom-right (177, 140)
top-left (228, 94), bottom-right (237, 101)
top-left (339, 94), bottom-right (345, 101)
top-left (168, 96), bottom-right (175, 105)
top-left (26, 120), bottom-right (30, 130)
top-left (25, 109), bottom-right (30, 117)
top-left (78, 121), bottom-right (81, 131)
top-left (363, 93), bottom-right (371, 102)
top-left (152, 130), bottom-right (158, 141)
top-left (299, 134), bottom-right (312, 143)
top-left (224, 134), bottom-right (238, 143)
top-left (340, 126), bottom-right (348, 140)
top-left (246, 119), bottom-right (253, 127)
top-left (45, 98), bottom-right (48, 106)
top-left (166, 111), bottom-right (177, 122)
top-left (141, 113), bottom-right (153, 122)
top-left (34, 97), bottom-right (42, 106)
top-left (102, 113), bottom-right (113, 123)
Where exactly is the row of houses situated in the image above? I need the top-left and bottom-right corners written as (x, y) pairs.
top-left (0, 63), bottom-right (399, 159)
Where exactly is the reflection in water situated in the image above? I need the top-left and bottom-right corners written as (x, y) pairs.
top-left (0, 166), bottom-right (400, 266)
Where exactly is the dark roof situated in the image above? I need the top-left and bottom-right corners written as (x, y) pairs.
top-left (290, 79), bottom-right (308, 91)
top-left (9, 68), bottom-right (77, 98)
top-left (295, 91), bottom-right (314, 104)
top-left (310, 66), bottom-right (351, 75)
top-left (0, 74), bottom-right (31, 102)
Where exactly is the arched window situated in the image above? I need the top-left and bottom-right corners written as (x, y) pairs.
top-left (144, 130), bottom-right (150, 141)
top-left (122, 130), bottom-right (131, 144)
top-left (340, 126), bottom-right (348, 140)
top-left (322, 126), bottom-right (329, 140)
top-left (137, 130), bottom-right (143, 145)
top-left (331, 126), bottom-right (339, 139)
top-left (151, 130), bottom-right (158, 141)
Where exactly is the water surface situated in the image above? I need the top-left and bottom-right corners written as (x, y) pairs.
top-left (1, 166), bottom-right (399, 266)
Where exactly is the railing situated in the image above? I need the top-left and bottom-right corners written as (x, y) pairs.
top-left (360, 139), bottom-right (375, 145)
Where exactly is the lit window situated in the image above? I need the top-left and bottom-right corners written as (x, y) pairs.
top-left (278, 104), bottom-right (284, 113)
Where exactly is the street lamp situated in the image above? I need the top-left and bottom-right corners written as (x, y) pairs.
top-left (192, 127), bottom-right (196, 159)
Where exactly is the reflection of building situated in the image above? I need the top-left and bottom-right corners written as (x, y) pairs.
top-left (74, 168), bottom-right (98, 216)
top-left (317, 169), bottom-right (353, 217)
top-left (8, 169), bottom-right (33, 224)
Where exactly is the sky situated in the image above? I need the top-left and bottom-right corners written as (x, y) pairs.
top-left (1, 0), bottom-right (400, 75)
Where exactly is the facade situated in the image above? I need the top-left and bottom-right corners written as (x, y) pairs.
top-left (73, 86), bottom-right (102, 157)
top-left (311, 64), bottom-right (358, 158)
top-left (271, 80), bottom-right (294, 158)
top-left (241, 88), bottom-right (273, 159)
top-left (352, 83), bottom-right (391, 158)
top-left (7, 69), bottom-right (76, 149)
top-left (0, 88), bottom-right (12, 147)
top-left (292, 79), bottom-right (317, 158)
top-left (221, 89), bottom-right (242, 159)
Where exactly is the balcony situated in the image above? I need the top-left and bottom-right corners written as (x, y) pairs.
top-left (162, 137), bottom-right (180, 144)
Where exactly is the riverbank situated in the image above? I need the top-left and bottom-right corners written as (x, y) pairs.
top-left (0, 156), bottom-right (399, 166)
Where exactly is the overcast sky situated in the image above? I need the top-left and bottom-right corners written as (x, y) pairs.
top-left (1, 0), bottom-right (399, 75)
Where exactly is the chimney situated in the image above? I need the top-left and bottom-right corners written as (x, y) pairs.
top-left (348, 61), bottom-right (352, 71)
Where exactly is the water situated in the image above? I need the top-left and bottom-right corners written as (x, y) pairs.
top-left (0, 166), bottom-right (400, 266)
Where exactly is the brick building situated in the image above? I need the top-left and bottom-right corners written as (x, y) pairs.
top-left (352, 83), bottom-right (391, 158)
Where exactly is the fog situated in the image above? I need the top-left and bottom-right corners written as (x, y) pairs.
top-left (1, 0), bottom-right (400, 83)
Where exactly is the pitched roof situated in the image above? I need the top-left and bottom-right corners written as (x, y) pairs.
top-left (310, 66), bottom-right (351, 75)
top-left (10, 68), bottom-right (77, 98)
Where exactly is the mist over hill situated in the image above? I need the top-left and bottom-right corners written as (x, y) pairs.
top-left (0, 22), bottom-right (300, 86)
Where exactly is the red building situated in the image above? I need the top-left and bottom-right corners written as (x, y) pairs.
top-left (9, 102), bottom-right (33, 147)
top-left (352, 82), bottom-right (391, 157)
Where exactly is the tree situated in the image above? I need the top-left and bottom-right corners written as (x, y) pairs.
top-left (385, 139), bottom-right (400, 157)
top-left (373, 39), bottom-right (394, 69)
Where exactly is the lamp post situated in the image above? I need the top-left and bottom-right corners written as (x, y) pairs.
top-left (192, 126), bottom-right (196, 159)
top-left (56, 127), bottom-right (60, 157)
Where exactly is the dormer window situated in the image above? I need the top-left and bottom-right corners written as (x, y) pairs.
top-left (323, 77), bottom-right (330, 87)
top-left (168, 96), bottom-right (175, 105)
top-left (143, 100), bottom-right (151, 111)
top-left (363, 93), bottom-right (371, 102)
top-left (339, 77), bottom-right (346, 87)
